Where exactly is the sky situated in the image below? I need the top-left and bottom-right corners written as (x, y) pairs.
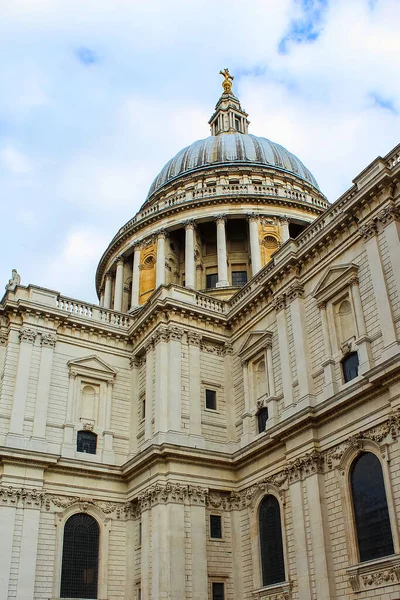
top-left (0, 0), bottom-right (399, 304)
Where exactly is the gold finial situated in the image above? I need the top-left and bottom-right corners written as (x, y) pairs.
top-left (219, 68), bottom-right (234, 94)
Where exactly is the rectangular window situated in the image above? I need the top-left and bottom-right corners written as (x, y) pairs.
top-left (210, 515), bottom-right (222, 539)
top-left (138, 521), bottom-right (142, 546)
top-left (206, 273), bottom-right (218, 288)
top-left (141, 395), bottom-right (146, 419)
top-left (212, 582), bottom-right (225, 600)
top-left (232, 271), bottom-right (248, 286)
top-left (205, 389), bottom-right (217, 410)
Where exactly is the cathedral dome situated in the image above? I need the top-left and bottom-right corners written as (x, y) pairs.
top-left (147, 133), bottom-right (320, 200)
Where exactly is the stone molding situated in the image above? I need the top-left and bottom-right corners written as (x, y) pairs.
top-left (272, 293), bottom-right (286, 312)
top-left (215, 213), bottom-right (227, 224)
top-left (19, 327), bottom-right (37, 344)
top-left (376, 202), bottom-right (400, 226)
top-left (187, 331), bottom-right (202, 346)
top-left (358, 219), bottom-right (378, 240)
top-left (223, 341), bottom-right (234, 355)
top-left (152, 325), bottom-right (184, 345)
top-left (252, 581), bottom-right (292, 600)
top-left (247, 213), bottom-right (260, 222)
top-left (200, 340), bottom-right (225, 355)
top-left (137, 483), bottom-right (208, 511)
top-left (130, 355), bottom-right (145, 368)
top-left (156, 228), bottom-right (168, 239)
top-left (183, 219), bottom-right (196, 230)
top-left (41, 332), bottom-right (57, 348)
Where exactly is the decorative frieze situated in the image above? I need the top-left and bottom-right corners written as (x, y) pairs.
top-left (200, 340), bottom-right (225, 355)
top-left (347, 555), bottom-right (400, 593)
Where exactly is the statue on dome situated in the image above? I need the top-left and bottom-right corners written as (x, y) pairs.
top-left (220, 68), bottom-right (234, 94)
top-left (5, 269), bottom-right (21, 291)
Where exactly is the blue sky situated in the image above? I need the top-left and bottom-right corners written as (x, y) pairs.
top-left (0, 0), bottom-right (399, 303)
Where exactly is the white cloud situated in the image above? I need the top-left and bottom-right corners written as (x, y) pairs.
top-left (1, 146), bottom-right (33, 174)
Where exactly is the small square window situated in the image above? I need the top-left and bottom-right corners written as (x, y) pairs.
top-left (212, 582), bottom-right (225, 600)
top-left (210, 515), bottom-right (222, 539)
top-left (205, 389), bottom-right (217, 410)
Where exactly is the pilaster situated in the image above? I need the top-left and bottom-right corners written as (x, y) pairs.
top-left (248, 214), bottom-right (262, 275)
top-left (113, 256), bottom-right (125, 312)
top-left (144, 340), bottom-right (154, 441)
top-left (215, 215), bottom-right (229, 287)
top-left (31, 331), bottom-right (57, 450)
top-left (274, 294), bottom-right (293, 409)
top-left (185, 220), bottom-right (196, 289)
top-left (187, 331), bottom-right (202, 438)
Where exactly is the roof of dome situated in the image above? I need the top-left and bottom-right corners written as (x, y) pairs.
top-left (147, 133), bottom-right (320, 199)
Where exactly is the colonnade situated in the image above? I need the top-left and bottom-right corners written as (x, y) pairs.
top-left (101, 214), bottom-right (292, 311)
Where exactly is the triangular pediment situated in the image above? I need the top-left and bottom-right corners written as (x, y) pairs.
top-left (313, 264), bottom-right (359, 302)
top-left (68, 355), bottom-right (117, 377)
top-left (239, 330), bottom-right (272, 362)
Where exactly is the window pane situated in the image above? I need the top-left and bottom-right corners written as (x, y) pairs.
top-left (60, 514), bottom-right (99, 598)
top-left (77, 431), bottom-right (97, 454)
top-left (206, 389), bottom-right (217, 410)
top-left (206, 273), bottom-right (218, 288)
top-left (259, 495), bottom-right (285, 586)
top-left (351, 452), bottom-right (394, 562)
top-left (212, 582), bottom-right (225, 600)
top-left (342, 352), bottom-right (359, 383)
top-left (232, 271), bottom-right (248, 286)
top-left (258, 408), bottom-right (268, 433)
top-left (210, 515), bottom-right (222, 538)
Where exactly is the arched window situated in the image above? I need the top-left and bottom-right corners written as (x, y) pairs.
top-left (60, 513), bottom-right (100, 598)
top-left (350, 452), bottom-right (394, 562)
top-left (77, 430), bottom-right (97, 454)
top-left (259, 495), bottom-right (285, 586)
top-left (257, 407), bottom-right (268, 433)
top-left (342, 351), bottom-right (359, 383)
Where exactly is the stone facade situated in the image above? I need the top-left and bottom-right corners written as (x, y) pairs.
top-left (1, 78), bottom-right (400, 600)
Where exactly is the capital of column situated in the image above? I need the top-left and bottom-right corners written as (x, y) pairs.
top-left (41, 332), bottom-right (57, 348)
top-left (358, 220), bottom-right (378, 240)
top-left (272, 293), bottom-right (287, 312)
top-left (144, 339), bottom-right (154, 353)
top-left (286, 282), bottom-right (305, 302)
top-left (19, 327), bottom-right (37, 344)
top-left (115, 255), bottom-right (125, 266)
top-left (247, 213), bottom-right (260, 223)
top-left (156, 228), bottom-right (168, 240)
top-left (105, 271), bottom-right (112, 281)
top-left (279, 216), bottom-right (290, 224)
top-left (376, 203), bottom-right (400, 227)
top-left (184, 219), bottom-right (196, 230)
top-left (187, 331), bottom-right (202, 346)
top-left (215, 214), bottom-right (227, 225)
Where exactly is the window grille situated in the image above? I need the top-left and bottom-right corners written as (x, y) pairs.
top-left (232, 271), bottom-right (248, 286)
top-left (60, 513), bottom-right (99, 599)
top-left (205, 389), bottom-right (217, 410)
top-left (342, 351), bottom-right (359, 383)
top-left (257, 407), bottom-right (268, 433)
top-left (210, 515), bottom-right (222, 538)
top-left (77, 430), bottom-right (97, 454)
top-left (259, 495), bottom-right (285, 586)
top-left (212, 582), bottom-right (225, 600)
top-left (350, 452), bottom-right (394, 562)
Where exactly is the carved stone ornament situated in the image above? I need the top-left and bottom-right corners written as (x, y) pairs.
top-left (0, 330), bottom-right (8, 344)
top-left (187, 331), bottom-right (202, 346)
top-left (358, 220), bottom-right (378, 240)
top-left (5, 268), bottom-right (21, 291)
top-left (41, 332), bottom-right (57, 348)
top-left (82, 421), bottom-right (94, 431)
top-left (200, 340), bottom-right (224, 355)
top-left (347, 555), bottom-right (400, 593)
top-left (272, 293), bottom-right (286, 312)
top-left (152, 326), bottom-right (169, 345)
top-left (130, 355), bottom-right (144, 368)
top-left (168, 326), bottom-right (184, 341)
top-left (223, 341), bottom-right (234, 355)
top-left (376, 203), bottom-right (400, 226)
top-left (19, 327), bottom-right (37, 344)
top-left (341, 340), bottom-right (353, 355)
top-left (156, 228), bottom-right (168, 240)
top-left (286, 282), bottom-right (304, 302)
top-left (215, 214), bottom-right (227, 224)
top-left (183, 219), bottom-right (196, 230)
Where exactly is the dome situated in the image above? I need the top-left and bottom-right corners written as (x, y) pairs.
top-left (147, 133), bottom-right (320, 200)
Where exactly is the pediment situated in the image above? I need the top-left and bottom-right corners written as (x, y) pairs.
top-left (313, 264), bottom-right (359, 303)
top-left (239, 330), bottom-right (272, 362)
top-left (68, 355), bottom-right (117, 379)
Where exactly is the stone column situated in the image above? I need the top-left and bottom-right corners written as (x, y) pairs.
top-left (131, 245), bottom-right (141, 308)
top-left (230, 508), bottom-right (244, 600)
top-left (129, 357), bottom-right (141, 456)
top-left (288, 283), bottom-right (314, 403)
top-left (188, 332), bottom-right (202, 439)
top-left (154, 328), bottom-right (169, 435)
top-left (215, 215), bottom-right (229, 287)
top-left (379, 203), bottom-right (400, 302)
top-left (113, 257), bottom-right (125, 312)
top-left (156, 230), bottom-right (167, 288)
top-left (16, 505), bottom-right (41, 600)
top-left (168, 327), bottom-right (183, 433)
top-left (224, 342), bottom-right (236, 441)
top-left (319, 302), bottom-right (337, 398)
top-left (140, 507), bottom-right (150, 599)
top-left (359, 220), bottom-right (398, 360)
top-left (274, 295), bottom-right (294, 408)
top-left (144, 340), bottom-right (154, 441)
top-left (0, 505), bottom-right (16, 599)
top-left (125, 516), bottom-right (137, 600)
top-left (350, 277), bottom-right (373, 373)
top-left (265, 342), bottom-right (278, 426)
top-left (289, 472), bottom-right (312, 600)
top-left (248, 214), bottom-right (262, 275)
top-left (185, 220), bottom-right (196, 288)
top-left (32, 332), bottom-right (57, 446)
top-left (190, 502), bottom-right (208, 600)
top-left (280, 217), bottom-right (290, 242)
top-left (100, 288), bottom-right (105, 307)
top-left (8, 327), bottom-right (37, 442)
top-left (104, 272), bottom-right (112, 309)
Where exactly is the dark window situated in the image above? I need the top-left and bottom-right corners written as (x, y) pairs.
top-left (77, 430), bottom-right (97, 454)
top-left (138, 521), bottom-right (142, 546)
top-left (257, 407), bottom-right (269, 433)
top-left (206, 273), bottom-right (218, 288)
top-left (350, 452), bottom-right (394, 562)
top-left (235, 118), bottom-right (240, 131)
top-left (212, 582), bottom-right (225, 600)
top-left (205, 389), bottom-right (217, 410)
top-left (342, 351), bottom-right (359, 383)
top-left (210, 515), bottom-right (222, 538)
top-left (141, 396), bottom-right (146, 419)
top-left (60, 513), bottom-right (99, 599)
top-left (259, 495), bottom-right (285, 586)
top-left (232, 271), bottom-right (248, 287)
